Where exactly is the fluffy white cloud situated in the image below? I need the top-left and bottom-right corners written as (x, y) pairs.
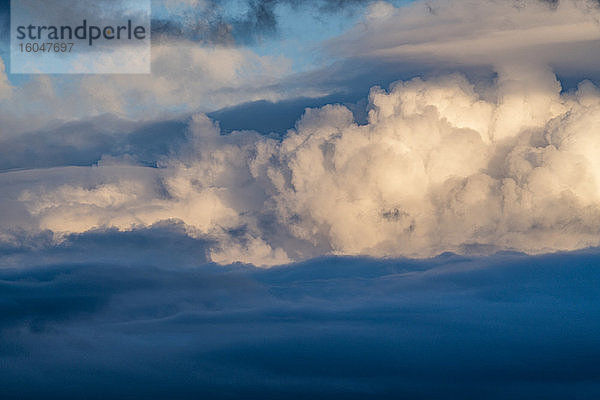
top-left (5, 67), bottom-right (600, 265)
top-left (6, 0), bottom-right (600, 266)
top-left (261, 71), bottom-right (600, 258)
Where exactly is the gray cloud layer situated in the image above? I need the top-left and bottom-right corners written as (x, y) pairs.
top-left (1, 238), bottom-right (600, 399)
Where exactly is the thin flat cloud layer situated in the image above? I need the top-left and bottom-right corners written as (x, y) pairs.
top-left (330, 0), bottom-right (600, 75)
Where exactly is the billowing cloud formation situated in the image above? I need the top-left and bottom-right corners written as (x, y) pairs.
top-left (5, 0), bottom-right (600, 265)
top-left (4, 66), bottom-right (600, 265)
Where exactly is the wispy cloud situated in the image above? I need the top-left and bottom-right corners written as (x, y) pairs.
top-left (0, 42), bottom-right (294, 133)
top-left (327, 0), bottom-right (600, 75)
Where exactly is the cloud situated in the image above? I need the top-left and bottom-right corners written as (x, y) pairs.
top-left (2, 4), bottom-right (600, 396)
top-left (5, 0), bottom-right (600, 266)
top-left (327, 0), bottom-right (600, 75)
top-left (0, 115), bottom-right (186, 171)
top-left (0, 41), bottom-right (293, 135)
top-left (4, 68), bottom-right (600, 265)
top-left (1, 245), bottom-right (600, 399)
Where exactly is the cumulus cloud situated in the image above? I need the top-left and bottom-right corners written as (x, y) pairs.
top-left (256, 71), bottom-right (600, 258)
top-left (4, 67), bottom-right (600, 265)
top-left (5, 0), bottom-right (600, 265)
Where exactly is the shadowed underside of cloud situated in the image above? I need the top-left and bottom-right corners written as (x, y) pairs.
top-left (0, 93), bottom-right (368, 173)
top-left (1, 242), bottom-right (600, 399)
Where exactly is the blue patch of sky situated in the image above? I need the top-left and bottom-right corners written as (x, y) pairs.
top-left (247, 0), bottom-right (413, 73)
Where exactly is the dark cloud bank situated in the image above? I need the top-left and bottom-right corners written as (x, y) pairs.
top-left (1, 228), bottom-right (600, 399)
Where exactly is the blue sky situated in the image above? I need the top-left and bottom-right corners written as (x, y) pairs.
top-left (243, 0), bottom-right (412, 72)
top-left (2, 0), bottom-right (600, 398)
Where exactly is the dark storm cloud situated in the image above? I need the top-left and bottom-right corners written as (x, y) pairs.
top-left (1, 235), bottom-right (600, 399)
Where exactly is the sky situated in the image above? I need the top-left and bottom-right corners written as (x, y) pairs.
top-left (2, 0), bottom-right (600, 398)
